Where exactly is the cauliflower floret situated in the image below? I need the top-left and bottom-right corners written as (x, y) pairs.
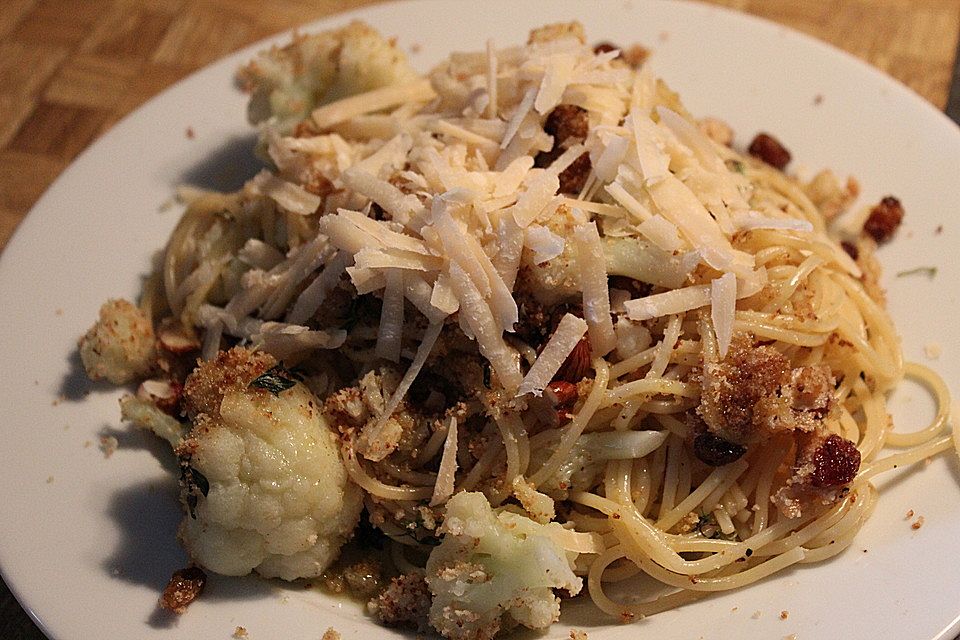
top-left (79, 298), bottom-right (157, 384)
top-left (515, 205), bottom-right (588, 306)
top-left (424, 492), bottom-right (582, 640)
top-left (176, 347), bottom-right (362, 581)
top-left (238, 20), bottom-right (418, 132)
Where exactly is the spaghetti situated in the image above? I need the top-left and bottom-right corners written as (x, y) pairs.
top-left (82, 19), bottom-right (953, 637)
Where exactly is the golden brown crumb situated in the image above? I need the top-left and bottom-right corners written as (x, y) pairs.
top-left (780, 610), bottom-right (789, 620)
top-left (186, 127), bottom-right (196, 139)
top-left (621, 44), bottom-right (650, 68)
top-left (570, 630), bottom-right (589, 640)
top-left (371, 573), bottom-right (431, 630)
top-left (46, 476), bottom-right (54, 484)
top-left (912, 516), bottom-right (925, 530)
top-left (159, 567), bottom-right (206, 614)
top-left (182, 346), bottom-right (276, 420)
top-left (232, 627), bottom-right (248, 639)
top-left (99, 435), bottom-right (119, 458)
top-left (905, 509), bottom-right (915, 518)
top-left (83, 440), bottom-right (92, 448)
top-left (321, 628), bottom-right (341, 640)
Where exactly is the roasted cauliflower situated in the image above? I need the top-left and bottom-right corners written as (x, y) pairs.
top-left (238, 20), bottom-right (418, 133)
top-left (175, 347), bottom-right (363, 580)
top-left (424, 491), bottom-right (582, 640)
top-left (79, 298), bottom-right (157, 385)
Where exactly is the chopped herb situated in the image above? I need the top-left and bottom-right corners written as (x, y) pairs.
top-left (727, 159), bottom-right (746, 174)
top-left (192, 468), bottom-right (209, 497)
top-left (249, 366), bottom-right (297, 395)
top-left (895, 266), bottom-right (937, 279)
top-left (695, 510), bottom-right (737, 541)
top-left (179, 458), bottom-right (210, 520)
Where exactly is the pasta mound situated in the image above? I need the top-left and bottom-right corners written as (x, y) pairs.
top-left (81, 19), bottom-right (952, 639)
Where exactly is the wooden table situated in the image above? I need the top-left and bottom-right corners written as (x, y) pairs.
top-left (1, 0), bottom-right (958, 637)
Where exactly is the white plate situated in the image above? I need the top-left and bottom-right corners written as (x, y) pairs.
top-left (2, 1), bottom-right (959, 638)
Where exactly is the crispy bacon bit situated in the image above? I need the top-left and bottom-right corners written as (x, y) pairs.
top-left (534, 103), bottom-right (592, 193)
top-left (545, 380), bottom-right (578, 408)
top-left (558, 152), bottom-right (592, 195)
top-left (863, 196), bottom-right (904, 244)
top-left (555, 336), bottom-right (591, 383)
top-left (810, 434), bottom-right (860, 487)
top-left (747, 132), bottom-right (791, 170)
top-left (544, 104), bottom-right (590, 144)
top-left (593, 42), bottom-right (619, 56)
top-left (693, 432), bottom-right (746, 466)
top-left (840, 240), bottom-right (859, 260)
top-left (160, 566), bottom-right (206, 614)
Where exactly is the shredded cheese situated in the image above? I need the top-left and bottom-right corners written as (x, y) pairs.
top-left (573, 221), bottom-right (616, 356)
top-left (448, 262), bottom-right (522, 391)
top-left (311, 78), bottom-right (436, 129)
top-left (248, 170), bottom-right (322, 215)
top-left (430, 416), bottom-right (459, 507)
top-left (711, 272), bottom-right (737, 358)
top-left (517, 313), bottom-right (588, 396)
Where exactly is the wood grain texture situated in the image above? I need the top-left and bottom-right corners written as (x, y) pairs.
top-left (0, 1), bottom-right (957, 638)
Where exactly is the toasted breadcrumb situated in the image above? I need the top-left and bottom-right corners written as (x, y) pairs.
top-left (321, 628), bottom-right (341, 640)
top-left (181, 346), bottom-right (276, 420)
top-left (370, 572), bottom-right (431, 630)
top-left (570, 630), bottom-right (589, 640)
top-left (780, 610), bottom-right (789, 620)
top-left (912, 516), bottom-right (925, 530)
top-left (159, 567), bottom-right (206, 614)
top-left (79, 299), bottom-right (157, 384)
top-left (232, 627), bottom-right (248, 639)
top-left (99, 435), bottom-right (119, 458)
